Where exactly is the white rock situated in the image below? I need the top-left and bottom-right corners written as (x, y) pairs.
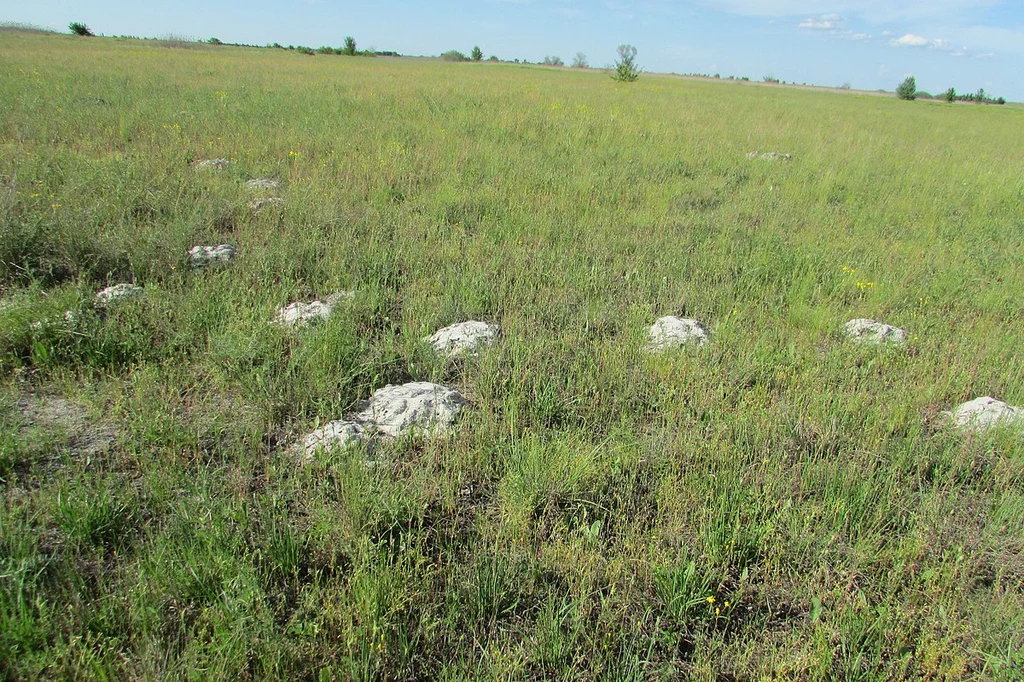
top-left (844, 318), bottom-right (907, 345)
top-left (647, 316), bottom-right (709, 351)
top-left (355, 382), bottom-right (468, 438)
top-left (189, 244), bottom-right (237, 268)
top-left (246, 178), bottom-right (280, 190)
top-left (274, 300), bottom-right (334, 328)
top-left (426, 320), bottom-right (499, 358)
top-left (249, 197), bottom-right (284, 211)
top-left (195, 158), bottom-right (230, 170)
top-left (300, 420), bottom-right (366, 458)
top-left (95, 283), bottom-right (142, 307)
top-left (949, 396), bottom-right (1024, 434)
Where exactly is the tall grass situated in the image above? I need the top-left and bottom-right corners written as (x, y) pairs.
top-left (0, 31), bottom-right (1022, 679)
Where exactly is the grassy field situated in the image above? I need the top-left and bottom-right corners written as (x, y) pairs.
top-left (1, 29), bottom-right (1023, 680)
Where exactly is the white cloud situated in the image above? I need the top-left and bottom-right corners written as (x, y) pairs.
top-left (799, 16), bottom-right (842, 30)
top-left (893, 32), bottom-right (929, 46)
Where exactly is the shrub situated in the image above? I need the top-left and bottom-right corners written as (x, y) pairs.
top-left (612, 44), bottom-right (639, 82)
top-left (440, 50), bottom-right (468, 62)
top-left (207, 37), bottom-right (222, 45)
top-left (572, 52), bottom-right (588, 68)
top-left (471, 46), bottom-right (483, 62)
top-left (342, 36), bottom-right (357, 56)
top-left (896, 75), bottom-right (917, 100)
top-left (942, 87), bottom-right (956, 102)
top-left (296, 46), bottom-right (315, 56)
top-left (542, 56), bottom-right (564, 66)
top-left (68, 22), bottom-right (94, 37)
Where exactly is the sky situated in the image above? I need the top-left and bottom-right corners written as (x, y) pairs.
top-left (5, 0), bottom-right (1023, 101)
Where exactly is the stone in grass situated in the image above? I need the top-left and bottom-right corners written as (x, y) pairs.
top-left (249, 197), bottom-right (284, 211)
top-left (195, 158), bottom-right (230, 170)
top-left (747, 151), bottom-right (792, 161)
top-left (189, 244), bottom-right (237, 268)
top-left (246, 178), bottom-right (280, 190)
top-left (95, 283), bottom-right (142, 307)
top-left (355, 382), bottom-right (469, 439)
top-left (426, 320), bottom-right (500, 358)
top-left (948, 396), bottom-right (1024, 434)
top-left (844, 318), bottom-right (907, 346)
top-left (300, 420), bottom-right (366, 458)
top-left (648, 316), bottom-right (710, 351)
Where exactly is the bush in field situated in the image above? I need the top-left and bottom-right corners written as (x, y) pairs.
top-left (543, 56), bottom-right (564, 66)
top-left (943, 87), bottom-right (956, 102)
top-left (68, 22), bottom-right (94, 37)
top-left (896, 75), bottom-right (917, 100)
top-left (471, 46), bottom-right (483, 62)
top-left (613, 44), bottom-right (639, 82)
top-left (440, 50), bottom-right (468, 62)
top-left (342, 36), bottom-right (357, 56)
top-left (572, 52), bottom-right (588, 68)
top-left (296, 46), bottom-right (315, 56)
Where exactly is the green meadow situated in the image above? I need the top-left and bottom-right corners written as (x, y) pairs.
top-left (1, 28), bottom-right (1023, 680)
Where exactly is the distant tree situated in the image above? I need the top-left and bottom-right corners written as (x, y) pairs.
top-left (440, 50), bottom-right (468, 62)
top-left (471, 45), bottom-right (483, 61)
top-left (975, 87), bottom-right (986, 103)
top-left (342, 36), bottom-right (357, 56)
top-left (543, 55), bottom-right (564, 66)
top-left (572, 52), bottom-right (588, 68)
top-left (68, 22), bottom-right (94, 37)
top-left (207, 37), bottom-right (222, 45)
top-left (896, 75), bottom-right (917, 100)
top-left (612, 44), bottom-right (639, 82)
top-left (487, 55), bottom-right (498, 62)
top-left (763, 74), bottom-right (780, 84)
top-left (839, 81), bottom-right (852, 90)
top-left (942, 87), bottom-right (956, 102)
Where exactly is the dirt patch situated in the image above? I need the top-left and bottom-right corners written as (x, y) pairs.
top-left (17, 394), bottom-right (119, 459)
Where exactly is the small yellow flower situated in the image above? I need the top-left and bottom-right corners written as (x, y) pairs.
top-left (707, 596), bottom-right (715, 604)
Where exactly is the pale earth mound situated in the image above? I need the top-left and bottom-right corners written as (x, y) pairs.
top-left (844, 318), bottom-right (907, 345)
top-left (948, 396), bottom-right (1024, 433)
top-left (647, 316), bottom-right (710, 351)
top-left (426, 320), bottom-right (500, 358)
top-left (273, 292), bottom-right (355, 328)
top-left (299, 382), bottom-right (468, 459)
top-left (189, 244), bottom-right (237, 268)
top-left (95, 283), bottom-right (142, 307)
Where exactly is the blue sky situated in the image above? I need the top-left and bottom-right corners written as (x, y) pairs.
top-left (6, 0), bottom-right (1023, 100)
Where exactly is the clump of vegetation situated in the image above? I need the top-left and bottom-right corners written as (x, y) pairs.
top-left (440, 49), bottom-right (468, 62)
top-left (896, 75), bottom-right (917, 100)
top-left (572, 52), bottom-right (588, 68)
top-left (296, 46), bottom-right (315, 56)
top-left (612, 44), bottom-right (639, 82)
top-left (471, 45), bottom-right (483, 62)
top-left (68, 22), bottom-right (94, 37)
top-left (542, 55), bottom-right (564, 66)
top-left (341, 36), bottom-right (357, 56)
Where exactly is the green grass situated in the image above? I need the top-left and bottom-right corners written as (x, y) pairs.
top-left (1, 30), bottom-right (1023, 680)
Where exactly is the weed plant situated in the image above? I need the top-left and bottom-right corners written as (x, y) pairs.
top-left (0, 31), bottom-right (1023, 680)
